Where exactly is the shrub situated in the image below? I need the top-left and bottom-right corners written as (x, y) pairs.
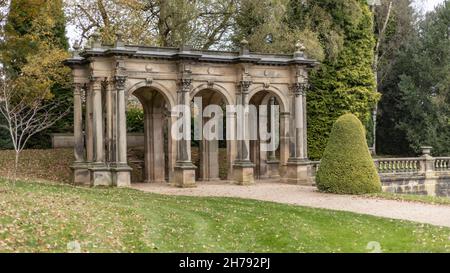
top-left (127, 107), bottom-right (144, 133)
top-left (315, 113), bottom-right (381, 194)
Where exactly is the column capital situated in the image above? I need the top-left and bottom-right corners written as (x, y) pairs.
top-left (291, 82), bottom-right (309, 96)
top-left (114, 75), bottom-right (127, 90)
top-left (73, 83), bottom-right (84, 95)
top-left (89, 75), bottom-right (103, 82)
top-left (89, 76), bottom-right (103, 91)
top-left (179, 78), bottom-right (192, 92)
top-left (238, 80), bottom-right (252, 94)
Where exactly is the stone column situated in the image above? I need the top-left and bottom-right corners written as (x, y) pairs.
top-left (92, 79), bottom-right (104, 164)
top-left (73, 83), bottom-right (84, 163)
top-left (144, 105), bottom-right (166, 183)
top-left (293, 83), bottom-right (307, 160)
top-left (168, 111), bottom-right (177, 182)
top-left (226, 112), bottom-right (236, 180)
top-left (266, 96), bottom-right (280, 178)
top-left (111, 75), bottom-right (132, 187)
top-left (71, 83), bottom-right (90, 185)
top-left (105, 81), bottom-right (113, 163)
top-left (279, 112), bottom-right (290, 174)
top-left (173, 78), bottom-right (197, 188)
top-left (232, 80), bottom-right (255, 185)
top-left (268, 97), bottom-right (278, 161)
top-left (284, 82), bottom-right (311, 185)
top-left (89, 77), bottom-right (112, 186)
top-left (200, 139), bottom-right (220, 181)
top-left (85, 83), bottom-right (94, 162)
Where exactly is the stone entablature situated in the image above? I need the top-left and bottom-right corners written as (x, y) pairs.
top-left (65, 34), bottom-right (318, 187)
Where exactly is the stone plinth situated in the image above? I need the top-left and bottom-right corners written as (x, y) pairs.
top-left (112, 164), bottom-right (132, 187)
top-left (266, 160), bottom-right (281, 179)
top-left (71, 163), bottom-right (90, 185)
top-left (173, 163), bottom-right (197, 188)
top-left (233, 161), bottom-right (255, 185)
top-left (90, 164), bottom-right (113, 186)
top-left (283, 160), bottom-right (312, 185)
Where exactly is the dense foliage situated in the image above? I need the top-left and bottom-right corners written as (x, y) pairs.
top-left (375, 0), bottom-right (417, 155)
top-left (316, 114), bottom-right (381, 194)
top-left (0, 0), bottom-right (72, 149)
top-left (234, 0), bottom-right (379, 159)
top-left (377, 1), bottom-right (450, 155)
top-left (126, 107), bottom-right (144, 133)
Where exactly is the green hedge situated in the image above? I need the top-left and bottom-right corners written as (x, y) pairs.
top-left (305, 1), bottom-right (379, 160)
top-left (315, 113), bottom-right (381, 195)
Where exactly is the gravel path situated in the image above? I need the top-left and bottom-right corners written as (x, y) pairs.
top-left (132, 180), bottom-right (450, 227)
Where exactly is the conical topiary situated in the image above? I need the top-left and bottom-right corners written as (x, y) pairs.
top-left (316, 113), bottom-right (381, 194)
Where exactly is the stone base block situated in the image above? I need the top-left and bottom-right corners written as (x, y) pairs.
top-left (266, 160), bottom-right (281, 179)
top-left (173, 163), bottom-right (197, 188)
top-left (282, 162), bottom-right (313, 185)
top-left (233, 162), bottom-right (255, 185)
top-left (71, 163), bottom-right (90, 185)
top-left (90, 164), bottom-right (113, 187)
top-left (112, 165), bottom-right (132, 187)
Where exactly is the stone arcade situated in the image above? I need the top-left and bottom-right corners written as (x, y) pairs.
top-left (65, 33), bottom-right (318, 187)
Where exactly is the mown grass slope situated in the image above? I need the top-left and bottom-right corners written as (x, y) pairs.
top-left (0, 179), bottom-right (449, 253)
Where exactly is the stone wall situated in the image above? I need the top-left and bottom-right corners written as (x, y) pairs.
top-left (437, 178), bottom-right (450, 197)
top-left (381, 175), bottom-right (433, 196)
top-left (51, 133), bottom-right (145, 148)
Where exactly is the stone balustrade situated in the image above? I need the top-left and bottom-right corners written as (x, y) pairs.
top-left (434, 157), bottom-right (450, 172)
top-left (374, 158), bottom-right (421, 174)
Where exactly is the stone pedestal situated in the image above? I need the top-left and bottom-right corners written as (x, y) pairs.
top-left (112, 164), bottom-right (132, 187)
top-left (283, 160), bottom-right (312, 185)
top-left (173, 163), bottom-right (197, 188)
top-left (266, 160), bottom-right (280, 179)
top-left (90, 164), bottom-right (113, 186)
top-left (233, 161), bottom-right (255, 185)
top-left (71, 163), bottom-right (90, 185)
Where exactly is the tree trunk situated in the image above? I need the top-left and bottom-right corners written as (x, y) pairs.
top-left (372, 1), bottom-right (393, 155)
top-left (13, 150), bottom-right (19, 186)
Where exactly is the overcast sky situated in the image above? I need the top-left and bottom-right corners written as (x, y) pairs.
top-left (413, 0), bottom-right (446, 12)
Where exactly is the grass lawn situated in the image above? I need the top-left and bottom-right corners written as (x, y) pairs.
top-left (0, 179), bottom-right (450, 253)
top-left (366, 192), bottom-right (450, 206)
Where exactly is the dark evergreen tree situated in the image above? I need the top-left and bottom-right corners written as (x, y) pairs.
top-left (375, 0), bottom-right (417, 155)
top-left (393, 1), bottom-right (450, 155)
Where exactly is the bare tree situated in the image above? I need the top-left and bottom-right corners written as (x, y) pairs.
top-left (0, 73), bottom-right (70, 184)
